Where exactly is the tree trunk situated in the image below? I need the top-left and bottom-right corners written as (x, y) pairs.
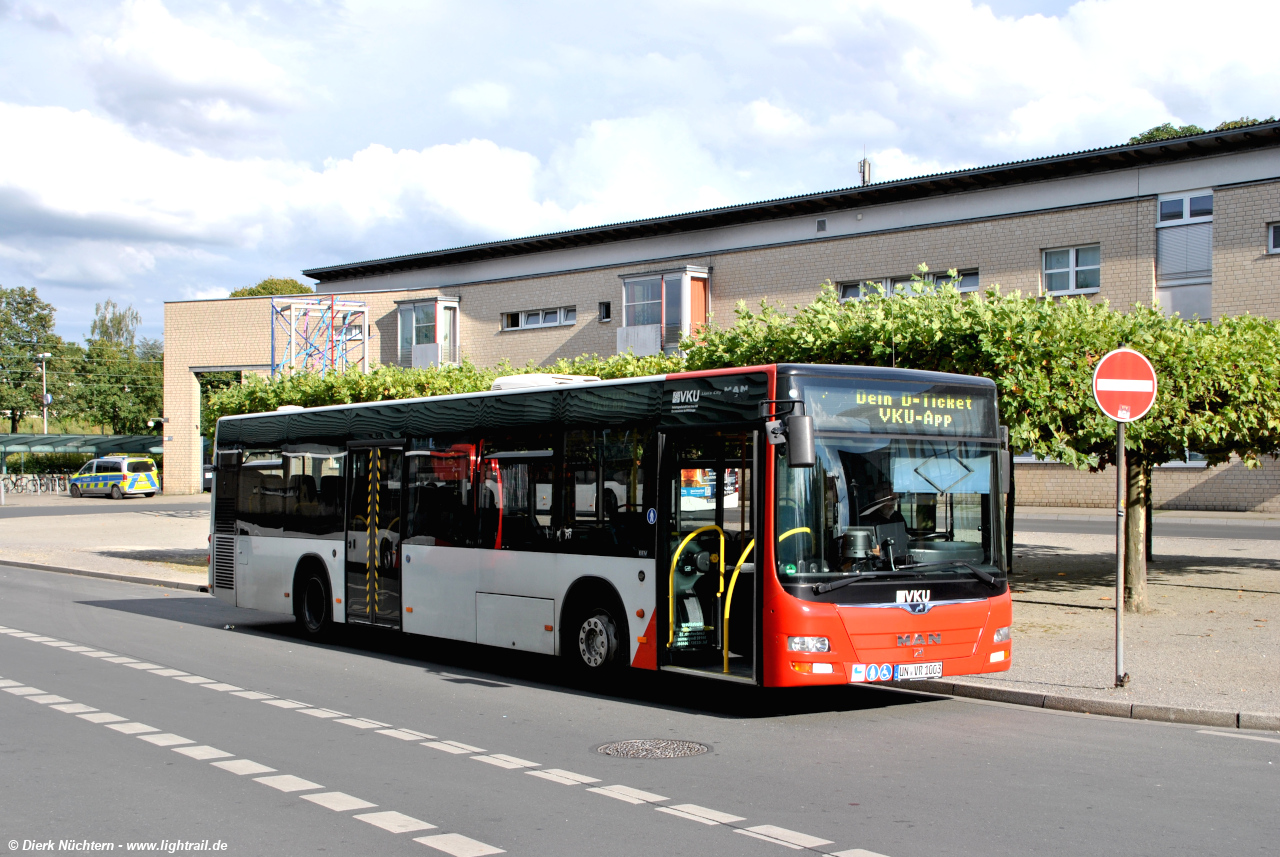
top-left (1124, 459), bottom-right (1148, 613)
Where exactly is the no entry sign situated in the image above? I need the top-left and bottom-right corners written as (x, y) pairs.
top-left (1093, 348), bottom-right (1157, 423)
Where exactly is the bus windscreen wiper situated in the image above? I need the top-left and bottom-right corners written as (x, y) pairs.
top-left (896, 560), bottom-right (999, 587)
top-left (812, 569), bottom-right (918, 595)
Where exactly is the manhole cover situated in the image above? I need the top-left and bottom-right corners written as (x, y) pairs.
top-left (596, 739), bottom-right (709, 759)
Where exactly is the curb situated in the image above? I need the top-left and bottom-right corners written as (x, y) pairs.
top-left (889, 679), bottom-right (1280, 732)
top-left (1016, 514), bottom-right (1280, 528)
top-left (0, 558), bottom-right (210, 593)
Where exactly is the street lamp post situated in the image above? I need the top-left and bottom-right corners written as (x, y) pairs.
top-left (37, 352), bottom-right (52, 434)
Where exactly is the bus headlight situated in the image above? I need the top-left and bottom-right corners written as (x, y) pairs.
top-left (787, 636), bottom-right (830, 653)
top-left (993, 626), bottom-right (1011, 644)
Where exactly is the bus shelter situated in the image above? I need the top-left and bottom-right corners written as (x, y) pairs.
top-left (0, 434), bottom-right (166, 504)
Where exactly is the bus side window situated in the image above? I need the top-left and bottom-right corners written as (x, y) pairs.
top-left (480, 433), bottom-right (558, 553)
top-left (237, 450), bottom-right (284, 534)
top-left (564, 427), bottom-right (654, 558)
top-left (406, 440), bottom-right (476, 548)
top-left (281, 448), bottom-right (345, 538)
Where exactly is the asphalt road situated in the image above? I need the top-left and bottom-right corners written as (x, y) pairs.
top-left (2, 566), bottom-right (1277, 857)
top-left (0, 501), bottom-right (209, 519)
top-left (1015, 516), bottom-right (1280, 541)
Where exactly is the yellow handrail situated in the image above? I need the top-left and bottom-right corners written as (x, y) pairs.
top-left (777, 526), bottom-right (812, 543)
top-left (667, 524), bottom-right (725, 649)
top-left (722, 538), bottom-right (755, 674)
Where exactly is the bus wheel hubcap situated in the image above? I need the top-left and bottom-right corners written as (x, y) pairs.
top-left (578, 615), bottom-right (612, 667)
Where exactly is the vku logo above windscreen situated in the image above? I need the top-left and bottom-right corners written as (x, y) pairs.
top-left (671, 390), bottom-right (701, 404)
top-left (895, 589), bottom-right (931, 604)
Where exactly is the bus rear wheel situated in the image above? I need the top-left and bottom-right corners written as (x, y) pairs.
top-left (294, 565), bottom-right (331, 639)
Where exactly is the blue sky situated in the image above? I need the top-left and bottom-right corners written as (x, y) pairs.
top-left (0, 0), bottom-right (1273, 341)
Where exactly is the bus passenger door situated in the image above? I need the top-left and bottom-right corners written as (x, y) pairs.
top-left (658, 430), bottom-right (758, 682)
top-left (346, 444), bottom-right (404, 629)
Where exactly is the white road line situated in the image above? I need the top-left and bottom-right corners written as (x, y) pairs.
top-left (413, 832), bottom-right (505, 856)
top-left (335, 718), bottom-right (386, 729)
top-left (26, 636), bottom-right (57, 643)
top-left (7, 632), bottom-right (37, 637)
top-left (173, 745), bottom-right (233, 760)
top-left (587, 785), bottom-right (668, 804)
top-left (540, 768), bottom-right (599, 784)
top-left (743, 825), bottom-right (833, 849)
top-left (0, 679), bottom-right (22, 687)
top-left (63, 646), bottom-right (94, 653)
top-left (828, 849), bottom-right (893, 857)
top-left (139, 733), bottom-right (195, 747)
top-left (150, 669), bottom-right (189, 677)
top-left (471, 754), bottom-right (537, 769)
top-left (380, 729), bottom-right (436, 741)
top-left (51, 703), bottom-right (98, 714)
top-left (27, 694), bottom-right (72, 705)
top-left (230, 691), bottom-right (275, 700)
top-left (101, 657), bottom-right (137, 664)
top-left (525, 770), bottom-right (582, 785)
top-left (354, 810), bottom-right (437, 834)
top-left (124, 662), bottom-right (164, 670)
top-left (42, 641), bottom-right (75, 647)
top-left (666, 804), bottom-right (745, 824)
top-left (107, 722), bottom-right (159, 735)
top-left (79, 712), bottom-right (127, 724)
top-left (254, 774), bottom-right (323, 793)
top-left (734, 830), bottom-right (803, 850)
top-left (262, 699), bottom-right (310, 709)
top-left (212, 759), bottom-right (276, 775)
top-left (1198, 729), bottom-right (1280, 745)
top-left (80, 651), bottom-right (115, 658)
top-left (655, 806), bottom-right (719, 825)
top-left (299, 708), bottom-right (345, 718)
top-left (301, 791), bottom-right (379, 812)
top-left (6, 686), bottom-right (45, 696)
top-left (173, 675), bottom-right (215, 684)
top-left (201, 683), bottom-right (243, 692)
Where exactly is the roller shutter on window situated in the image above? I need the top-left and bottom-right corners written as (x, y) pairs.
top-left (1157, 222), bottom-right (1212, 282)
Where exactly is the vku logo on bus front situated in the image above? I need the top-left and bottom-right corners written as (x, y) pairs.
top-left (671, 390), bottom-right (700, 404)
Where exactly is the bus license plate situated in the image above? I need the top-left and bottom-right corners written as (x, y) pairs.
top-left (894, 662), bottom-right (942, 681)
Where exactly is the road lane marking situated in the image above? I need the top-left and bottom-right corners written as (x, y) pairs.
top-left (302, 791), bottom-right (379, 812)
top-left (63, 646), bottom-right (94, 652)
top-left (536, 768), bottom-right (599, 784)
top-left (26, 636), bottom-right (57, 642)
top-left (150, 669), bottom-right (189, 677)
top-left (525, 770), bottom-right (582, 785)
top-left (299, 707), bottom-right (346, 718)
top-left (230, 691), bottom-right (275, 700)
top-left (587, 785), bottom-right (668, 804)
top-left (79, 712), bottom-right (127, 724)
top-left (1197, 729), bottom-right (1280, 745)
top-left (656, 806), bottom-right (719, 825)
top-left (27, 694), bottom-right (72, 704)
top-left (173, 745), bottom-right (234, 760)
top-left (262, 699), bottom-right (310, 709)
top-left (335, 718), bottom-right (388, 729)
top-left (139, 733), bottom-right (195, 747)
top-left (734, 830), bottom-right (803, 850)
top-left (50, 703), bottom-right (98, 714)
top-left (828, 849), bottom-right (893, 857)
top-left (80, 651), bottom-right (116, 658)
top-left (472, 754), bottom-right (538, 770)
top-left (125, 662), bottom-right (164, 670)
top-left (0, 679), bottom-right (21, 687)
top-left (107, 722), bottom-right (159, 735)
top-left (42, 641), bottom-right (75, 647)
top-left (173, 675), bottom-right (215, 684)
top-left (212, 759), bottom-right (276, 775)
top-left (254, 774), bottom-right (324, 792)
top-left (413, 832), bottom-right (505, 856)
top-left (201, 683), bottom-right (244, 692)
top-left (101, 657), bottom-right (138, 664)
top-left (743, 825), bottom-right (833, 849)
top-left (666, 804), bottom-right (744, 824)
top-left (354, 810), bottom-right (437, 834)
top-left (6, 686), bottom-right (46, 695)
top-left (374, 728), bottom-right (433, 741)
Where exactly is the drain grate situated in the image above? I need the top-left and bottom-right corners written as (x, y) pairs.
top-left (596, 739), bottom-right (709, 759)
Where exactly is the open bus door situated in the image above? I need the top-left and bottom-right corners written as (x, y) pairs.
top-left (345, 443), bottom-right (404, 628)
top-left (658, 429), bottom-right (759, 682)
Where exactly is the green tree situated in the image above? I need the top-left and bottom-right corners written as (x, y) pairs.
top-left (229, 277), bottom-right (313, 298)
top-left (74, 301), bottom-right (163, 434)
top-left (0, 286), bottom-right (63, 432)
top-left (90, 299), bottom-right (141, 348)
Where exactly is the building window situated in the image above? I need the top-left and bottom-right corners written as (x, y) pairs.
top-left (838, 269), bottom-right (979, 301)
top-left (398, 299), bottom-right (459, 367)
top-left (598, 301), bottom-right (612, 322)
top-left (816, 218), bottom-right (827, 233)
top-left (618, 267), bottom-right (708, 356)
top-left (1043, 246), bottom-right (1100, 294)
top-left (624, 276), bottom-right (663, 327)
top-left (1156, 190), bottom-right (1213, 320)
top-left (1269, 224), bottom-right (1280, 254)
top-left (501, 306), bottom-right (577, 331)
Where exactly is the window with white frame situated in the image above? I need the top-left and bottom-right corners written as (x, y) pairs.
top-left (501, 306), bottom-right (577, 331)
top-left (623, 276), bottom-right (664, 326)
top-left (838, 269), bottom-right (978, 301)
top-left (1043, 246), bottom-right (1100, 294)
top-left (1156, 190), bottom-right (1213, 320)
top-left (398, 298), bottom-right (459, 367)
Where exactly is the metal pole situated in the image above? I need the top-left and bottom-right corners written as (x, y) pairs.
top-left (41, 356), bottom-right (48, 434)
top-left (1, 450), bottom-right (6, 506)
top-left (1115, 420), bottom-right (1129, 688)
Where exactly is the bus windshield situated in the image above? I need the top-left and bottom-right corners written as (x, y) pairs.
top-left (775, 375), bottom-right (1005, 604)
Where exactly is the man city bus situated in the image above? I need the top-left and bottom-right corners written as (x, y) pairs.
top-left (209, 363), bottom-right (1012, 687)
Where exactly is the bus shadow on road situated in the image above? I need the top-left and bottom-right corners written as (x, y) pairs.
top-left (77, 594), bottom-right (944, 719)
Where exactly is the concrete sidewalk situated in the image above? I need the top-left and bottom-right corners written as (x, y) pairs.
top-left (1017, 504), bottom-right (1280, 526)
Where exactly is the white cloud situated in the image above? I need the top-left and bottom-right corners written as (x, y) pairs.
top-left (745, 99), bottom-right (813, 142)
top-left (448, 81), bottom-right (512, 121)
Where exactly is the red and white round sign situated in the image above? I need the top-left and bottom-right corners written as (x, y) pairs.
top-left (1093, 348), bottom-right (1157, 422)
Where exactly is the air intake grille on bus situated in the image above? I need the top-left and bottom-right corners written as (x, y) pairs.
top-left (213, 535), bottom-right (235, 590)
top-left (213, 492), bottom-right (236, 534)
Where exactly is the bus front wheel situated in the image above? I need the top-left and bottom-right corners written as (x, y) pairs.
top-left (294, 565), bottom-right (331, 639)
top-left (565, 602), bottom-right (624, 676)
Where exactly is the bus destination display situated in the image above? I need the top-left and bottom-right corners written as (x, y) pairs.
top-left (800, 382), bottom-right (996, 437)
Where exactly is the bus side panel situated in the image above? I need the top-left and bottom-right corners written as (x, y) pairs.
top-left (237, 536), bottom-right (343, 618)
top-left (402, 545), bottom-right (654, 656)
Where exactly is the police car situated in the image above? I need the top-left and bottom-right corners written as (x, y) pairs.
top-left (69, 456), bottom-right (160, 499)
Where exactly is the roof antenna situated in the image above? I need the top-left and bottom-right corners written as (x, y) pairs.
top-left (858, 146), bottom-right (871, 187)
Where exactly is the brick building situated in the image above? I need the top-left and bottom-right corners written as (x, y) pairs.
top-left (164, 123), bottom-right (1280, 501)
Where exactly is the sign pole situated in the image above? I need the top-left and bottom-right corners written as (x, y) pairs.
top-left (1115, 420), bottom-right (1128, 688)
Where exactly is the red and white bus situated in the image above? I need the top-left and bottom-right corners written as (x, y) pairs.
top-left (209, 363), bottom-right (1012, 686)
